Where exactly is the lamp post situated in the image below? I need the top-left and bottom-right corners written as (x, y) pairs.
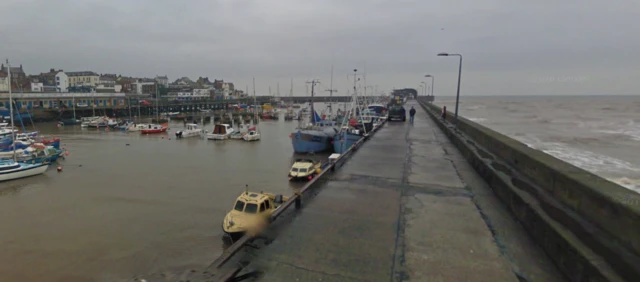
top-left (424, 74), bottom-right (434, 97)
top-left (437, 53), bottom-right (462, 126)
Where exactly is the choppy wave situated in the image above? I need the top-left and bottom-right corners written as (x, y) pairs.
top-left (513, 135), bottom-right (640, 190)
top-left (467, 117), bottom-right (487, 122)
top-left (580, 120), bottom-right (640, 141)
top-left (465, 105), bottom-right (486, 110)
top-left (606, 177), bottom-right (640, 193)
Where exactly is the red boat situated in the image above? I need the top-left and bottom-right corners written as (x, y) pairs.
top-left (141, 123), bottom-right (168, 134)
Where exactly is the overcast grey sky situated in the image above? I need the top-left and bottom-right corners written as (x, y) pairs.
top-left (2, 0), bottom-right (639, 96)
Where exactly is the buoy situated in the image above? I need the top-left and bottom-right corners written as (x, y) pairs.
top-left (65, 151), bottom-right (69, 156)
top-left (57, 166), bottom-right (62, 172)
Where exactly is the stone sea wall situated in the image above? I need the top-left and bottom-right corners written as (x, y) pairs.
top-left (417, 98), bottom-right (640, 281)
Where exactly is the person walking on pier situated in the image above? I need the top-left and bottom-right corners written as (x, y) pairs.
top-left (409, 106), bottom-right (416, 124)
top-left (441, 106), bottom-right (447, 121)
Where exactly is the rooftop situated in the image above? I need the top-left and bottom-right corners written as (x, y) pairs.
top-left (67, 71), bottom-right (99, 77)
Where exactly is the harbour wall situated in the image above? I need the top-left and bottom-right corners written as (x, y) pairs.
top-left (417, 98), bottom-right (640, 281)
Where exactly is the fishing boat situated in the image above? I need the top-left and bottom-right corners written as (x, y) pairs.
top-left (16, 145), bottom-right (62, 165)
top-left (205, 124), bottom-right (234, 140)
top-left (222, 185), bottom-right (289, 240)
top-left (141, 123), bottom-right (168, 134)
top-left (0, 60), bottom-right (49, 182)
top-left (175, 123), bottom-right (202, 138)
top-left (333, 126), bottom-right (362, 154)
top-left (290, 80), bottom-right (338, 154)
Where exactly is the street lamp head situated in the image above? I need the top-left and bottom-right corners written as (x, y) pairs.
top-left (353, 69), bottom-right (357, 72)
top-left (425, 75), bottom-right (433, 77)
top-left (437, 53), bottom-right (449, 56)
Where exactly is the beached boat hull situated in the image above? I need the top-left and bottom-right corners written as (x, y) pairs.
top-left (0, 162), bottom-right (48, 182)
top-left (141, 128), bottom-right (167, 134)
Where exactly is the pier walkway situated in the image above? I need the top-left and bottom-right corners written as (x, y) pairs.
top-left (243, 100), bottom-right (565, 282)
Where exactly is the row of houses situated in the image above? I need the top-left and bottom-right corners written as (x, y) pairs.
top-left (0, 62), bottom-right (249, 101)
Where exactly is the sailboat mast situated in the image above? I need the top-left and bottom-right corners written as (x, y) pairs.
top-left (155, 83), bottom-right (159, 122)
top-left (252, 77), bottom-right (258, 129)
top-left (327, 65), bottom-right (336, 117)
top-left (72, 93), bottom-right (76, 120)
top-left (7, 60), bottom-right (16, 161)
top-left (308, 80), bottom-right (318, 126)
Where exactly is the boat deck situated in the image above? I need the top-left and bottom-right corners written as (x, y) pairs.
top-left (240, 100), bottom-right (564, 281)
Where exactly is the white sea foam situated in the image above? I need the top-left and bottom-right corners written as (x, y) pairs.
top-left (511, 135), bottom-right (640, 193)
top-left (466, 105), bottom-right (486, 110)
top-left (467, 117), bottom-right (487, 122)
top-left (606, 177), bottom-right (640, 193)
top-left (581, 120), bottom-right (640, 141)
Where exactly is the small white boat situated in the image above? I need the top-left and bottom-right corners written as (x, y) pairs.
top-left (230, 123), bottom-right (252, 140)
top-left (175, 123), bottom-right (202, 138)
top-left (243, 130), bottom-right (261, 141)
top-left (0, 159), bottom-right (49, 182)
top-left (126, 123), bottom-right (148, 132)
top-left (205, 124), bottom-right (234, 140)
top-left (0, 123), bottom-right (19, 137)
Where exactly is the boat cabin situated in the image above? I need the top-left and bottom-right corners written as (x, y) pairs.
top-left (233, 191), bottom-right (282, 215)
top-left (290, 159), bottom-right (320, 175)
top-left (185, 123), bottom-right (200, 131)
top-left (213, 124), bottom-right (231, 134)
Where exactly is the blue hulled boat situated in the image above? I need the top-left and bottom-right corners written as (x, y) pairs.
top-left (290, 80), bottom-right (337, 154)
top-left (332, 129), bottom-right (362, 154)
top-left (291, 111), bottom-right (338, 153)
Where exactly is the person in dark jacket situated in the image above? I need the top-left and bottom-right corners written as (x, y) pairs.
top-left (409, 106), bottom-right (416, 124)
top-left (441, 106), bottom-right (447, 121)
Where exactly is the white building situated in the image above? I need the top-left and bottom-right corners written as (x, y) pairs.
top-left (176, 89), bottom-right (209, 101)
top-left (155, 75), bottom-right (169, 87)
top-left (55, 72), bottom-right (69, 92)
top-left (31, 82), bottom-right (44, 92)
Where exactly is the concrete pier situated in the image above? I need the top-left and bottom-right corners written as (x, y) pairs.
top-left (240, 100), bottom-right (565, 282)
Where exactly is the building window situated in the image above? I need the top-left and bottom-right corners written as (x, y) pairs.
top-left (57, 82), bottom-right (60, 86)
top-left (56, 76), bottom-right (60, 81)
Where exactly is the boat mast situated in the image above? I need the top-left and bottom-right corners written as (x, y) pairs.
top-left (155, 82), bottom-right (159, 122)
top-left (72, 93), bottom-right (76, 120)
top-left (307, 79), bottom-right (319, 126)
top-left (127, 96), bottom-right (132, 120)
top-left (6, 59), bottom-right (16, 161)
top-left (252, 77), bottom-right (259, 132)
top-left (326, 65), bottom-right (337, 118)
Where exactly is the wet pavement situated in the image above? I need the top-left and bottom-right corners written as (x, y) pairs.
top-left (234, 100), bottom-right (566, 282)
